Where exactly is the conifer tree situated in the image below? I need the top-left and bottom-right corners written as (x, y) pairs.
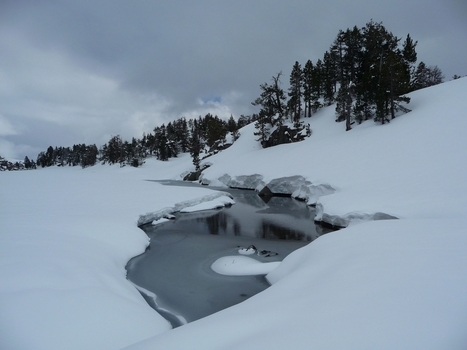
top-left (311, 59), bottom-right (323, 112)
top-left (322, 51), bottom-right (336, 105)
top-left (252, 72), bottom-right (287, 127)
top-left (189, 121), bottom-right (202, 171)
top-left (288, 61), bottom-right (303, 126)
top-left (302, 60), bottom-right (314, 118)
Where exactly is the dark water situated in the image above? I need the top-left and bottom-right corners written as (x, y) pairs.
top-left (126, 182), bottom-right (333, 327)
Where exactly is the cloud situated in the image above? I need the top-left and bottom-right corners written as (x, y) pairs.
top-left (0, 0), bottom-right (466, 160)
top-left (0, 115), bottom-right (19, 136)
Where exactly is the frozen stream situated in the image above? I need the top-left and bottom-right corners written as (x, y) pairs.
top-left (126, 181), bottom-right (334, 327)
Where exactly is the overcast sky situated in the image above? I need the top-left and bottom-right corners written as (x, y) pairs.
top-left (1, 0), bottom-right (466, 160)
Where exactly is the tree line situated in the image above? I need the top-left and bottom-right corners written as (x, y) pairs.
top-left (252, 20), bottom-right (446, 141)
top-left (7, 113), bottom-right (251, 172)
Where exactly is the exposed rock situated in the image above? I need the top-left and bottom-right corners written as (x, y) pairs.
top-left (257, 176), bottom-right (312, 199)
top-left (182, 163), bottom-right (211, 182)
top-left (262, 124), bottom-right (310, 148)
top-left (183, 170), bottom-right (202, 181)
top-left (209, 140), bottom-right (233, 153)
top-left (218, 174), bottom-right (265, 190)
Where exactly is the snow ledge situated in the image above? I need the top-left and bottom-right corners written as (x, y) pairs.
top-left (137, 192), bottom-right (234, 226)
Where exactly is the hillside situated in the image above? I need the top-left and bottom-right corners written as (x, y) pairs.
top-left (1, 78), bottom-right (467, 349)
top-left (199, 77), bottom-right (467, 225)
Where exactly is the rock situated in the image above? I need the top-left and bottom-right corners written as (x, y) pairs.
top-left (258, 185), bottom-right (274, 197)
top-left (259, 176), bottom-right (311, 197)
top-left (183, 170), bottom-right (202, 181)
top-left (218, 174), bottom-right (265, 190)
top-left (262, 124), bottom-right (310, 148)
top-left (183, 163), bottom-right (211, 182)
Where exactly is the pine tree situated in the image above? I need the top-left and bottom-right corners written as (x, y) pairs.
top-left (24, 156), bottom-right (32, 169)
top-left (252, 72), bottom-right (287, 127)
top-left (322, 51), bottom-right (336, 105)
top-left (189, 121), bottom-right (202, 171)
top-left (335, 79), bottom-right (353, 131)
top-left (311, 59), bottom-right (323, 112)
top-left (288, 61), bottom-right (303, 126)
top-left (253, 109), bottom-right (269, 146)
top-left (157, 125), bottom-right (168, 161)
top-left (302, 60), bottom-right (314, 118)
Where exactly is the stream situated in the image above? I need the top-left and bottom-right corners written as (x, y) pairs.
top-left (126, 181), bottom-right (334, 327)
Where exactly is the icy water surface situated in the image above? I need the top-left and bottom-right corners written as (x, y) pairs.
top-left (126, 182), bottom-right (333, 327)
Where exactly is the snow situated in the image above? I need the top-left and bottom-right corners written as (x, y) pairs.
top-left (138, 190), bottom-right (234, 224)
top-left (179, 195), bottom-right (235, 213)
top-left (0, 160), bottom-right (233, 350)
top-left (237, 246), bottom-right (257, 255)
top-left (211, 256), bottom-right (280, 276)
top-left (2, 78), bottom-right (467, 349)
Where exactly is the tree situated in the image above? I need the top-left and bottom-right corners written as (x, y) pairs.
top-left (426, 65), bottom-right (444, 87)
top-left (81, 144), bottom-right (98, 168)
top-left (23, 156), bottom-right (31, 169)
top-left (335, 79), bottom-right (353, 131)
top-left (411, 62), bottom-right (444, 91)
top-left (311, 59), bottom-right (323, 112)
top-left (252, 72), bottom-right (287, 127)
top-left (302, 60), bottom-right (314, 118)
top-left (227, 115), bottom-right (237, 133)
top-left (102, 135), bottom-right (124, 164)
top-left (253, 110), bottom-right (270, 146)
top-left (189, 121), bottom-right (202, 171)
top-left (156, 125), bottom-right (168, 161)
top-left (288, 61), bottom-right (303, 126)
top-left (322, 51), bottom-right (337, 106)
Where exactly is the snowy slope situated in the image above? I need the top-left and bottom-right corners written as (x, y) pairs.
top-left (200, 77), bottom-right (467, 224)
top-left (1, 78), bottom-right (467, 349)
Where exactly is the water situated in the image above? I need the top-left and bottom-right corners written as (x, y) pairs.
top-left (126, 182), bottom-right (333, 327)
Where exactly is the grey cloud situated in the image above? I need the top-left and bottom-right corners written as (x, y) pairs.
top-left (0, 0), bottom-right (465, 159)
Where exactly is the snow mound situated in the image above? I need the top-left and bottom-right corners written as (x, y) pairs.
top-left (211, 256), bottom-right (280, 276)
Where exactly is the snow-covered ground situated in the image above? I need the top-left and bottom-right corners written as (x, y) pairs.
top-left (2, 78), bottom-right (467, 349)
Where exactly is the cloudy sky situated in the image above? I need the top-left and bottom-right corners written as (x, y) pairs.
top-left (1, 0), bottom-right (466, 160)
